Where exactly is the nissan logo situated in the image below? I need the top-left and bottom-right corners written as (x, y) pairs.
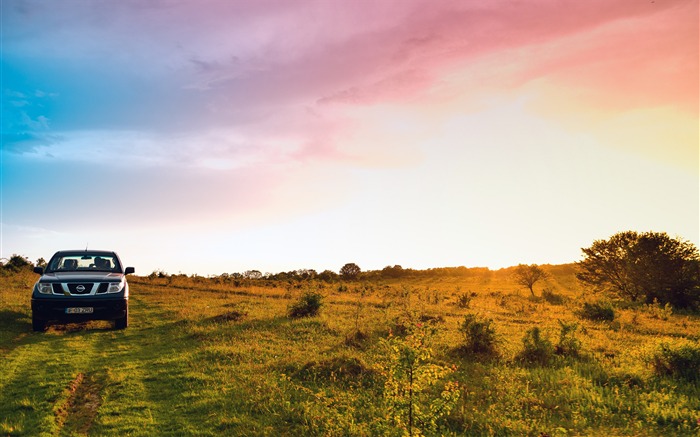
top-left (76, 285), bottom-right (86, 292)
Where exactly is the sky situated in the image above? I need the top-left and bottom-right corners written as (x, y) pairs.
top-left (1, 0), bottom-right (698, 276)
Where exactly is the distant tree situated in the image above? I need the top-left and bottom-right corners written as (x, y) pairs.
top-left (3, 254), bottom-right (32, 272)
top-left (577, 231), bottom-right (700, 308)
top-left (340, 263), bottom-right (361, 280)
top-left (296, 269), bottom-right (317, 280)
top-left (243, 270), bottom-right (262, 280)
top-left (147, 270), bottom-right (171, 280)
top-left (381, 265), bottom-right (405, 279)
top-left (317, 270), bottom-right (339, 282)
top-left (513, 264), bottom-right (548, 296)
top-left (35, 258), bottom-right (47, 269)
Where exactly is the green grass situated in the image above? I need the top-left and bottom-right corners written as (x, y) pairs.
top-left (1, 267), bottom-right (699, 436)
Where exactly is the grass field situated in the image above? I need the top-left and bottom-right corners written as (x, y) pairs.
top-left (1, 266), bottom-right (699, 436)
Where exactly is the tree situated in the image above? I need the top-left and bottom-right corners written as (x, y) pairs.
top-left (317, 270), bottom-right (339, 282)
top-left (243, 270), bottom-right (262, 279)
top-left (3, 254), bottom-right (32, 272)
top-left (381, 265), bottom-right (405, 279)
top-left (35, 258), bottom-right (47, 269)
top-left (295, 269), bottom-right (317, 280)
top-left (513, 264), bottom-right (548, 296)
top-left (339, 263), bottom-right (361, 280)
top-left (577, 231), bottom-right (700, 309)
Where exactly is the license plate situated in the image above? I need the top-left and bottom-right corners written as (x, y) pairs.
top-left (66, 307), bottom-right (94, 314)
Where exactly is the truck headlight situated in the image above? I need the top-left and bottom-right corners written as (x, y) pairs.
top-left (107, 278), bottom-right (125, 293)
top-left (37, 283), bottom-right (53, 294)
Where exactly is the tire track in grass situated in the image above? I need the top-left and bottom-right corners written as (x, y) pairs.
top-left (1, 285), bottom-right (218, 435)
top-left (54, 371), bottom-right (103, 435)
top-left (0, 327), bottom-right (87, 435)
top-left (57, 291), bottom-right (172, 435)
top-left (0, 291), bottom-right (157, 434)
top-left (89, 293), bottom-right (171, 434)
top-left (89, 290), bottom-right (216, 435)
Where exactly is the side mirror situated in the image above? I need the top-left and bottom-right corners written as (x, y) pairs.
top-left (33, 267), bottom-right (44, 275)
top-left (125, 267), bottom-right (135, 275)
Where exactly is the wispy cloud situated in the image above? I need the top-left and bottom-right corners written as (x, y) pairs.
top-left (4, 0), bottom-right (694, 163)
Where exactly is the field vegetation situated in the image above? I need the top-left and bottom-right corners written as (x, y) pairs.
top-left (1, 260), bottom-right (700, 436)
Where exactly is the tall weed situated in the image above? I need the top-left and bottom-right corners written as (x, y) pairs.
top-left (376, 322), bottom-right (460, 436)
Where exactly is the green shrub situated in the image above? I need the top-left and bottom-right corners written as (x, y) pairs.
top-left (459, 314), bottom-right (498, 356)
top-left (577, 301), bottom-right (615, 321)
top-left (555, 321), bottom-right (581, 358)
top-left (456, 292), bottom-right (472, 308)
top-left (377, 322), bottom-right (460, 436)
top-left (646, 298), bottom-right (673, 320)
top-left (516, 327), bottom-right (555, 366)
top-left (649, 341), bottom-right (700, 382)
top-left (288, 290), bottom-right (324, 318)
top-left (541, 288), bottom-right (564, 305)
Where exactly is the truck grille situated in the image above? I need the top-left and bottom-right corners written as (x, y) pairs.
top-left (49, 282), bottom-right (115, 295)
top-left (67, 283), bottom-right (95, 295)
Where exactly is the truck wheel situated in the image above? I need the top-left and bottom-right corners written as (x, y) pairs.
top-left (32, 315), bottom-right (46, 332)
top-left (114, 309), bottom-right (128, 330)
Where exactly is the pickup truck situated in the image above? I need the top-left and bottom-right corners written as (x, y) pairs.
top-left (31, 250), bottom-right (134, 331)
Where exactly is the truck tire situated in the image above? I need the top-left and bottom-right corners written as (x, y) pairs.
top-left (32, 315), bottom-right (46, 332)
top-left (114, 309), bottom-right (128, 330)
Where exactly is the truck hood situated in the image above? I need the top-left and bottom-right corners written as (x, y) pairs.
top-left (39, 272), bottom-right (125, 282)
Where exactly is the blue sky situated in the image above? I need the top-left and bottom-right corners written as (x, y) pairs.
top-left (1, 0), bottom-right (698, 275)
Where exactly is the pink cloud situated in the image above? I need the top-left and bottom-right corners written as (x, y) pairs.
top-left (317, 69), bottom-right (435, 105)
top-left (6, 0), bottom-right (695, 168)
top-left (301, 0), bottom-right (696, 114)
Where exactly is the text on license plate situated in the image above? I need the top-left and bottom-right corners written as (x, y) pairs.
top-left (66, 307), bottom-right (93, 314)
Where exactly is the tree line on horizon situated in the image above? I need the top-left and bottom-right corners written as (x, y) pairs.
top-left (3, 231), bottom-right (700, 309)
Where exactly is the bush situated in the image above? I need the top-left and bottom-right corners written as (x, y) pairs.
top-left (459, 314), bottom-right (498, 355)
top-left (516, 327), bottom-right (555, 366)
top-left (555, 321), bottom-right (582, 358)
top-left (2, 254), bottom-right (32, 273)
top-left (542, 288), bottom-right (564, 305)
top-left (376, 322), bottom-right (460, 436)
top-left (577, 301), bottom-right (615, 322)
top-left (288, 290), bottom-right (324, 318)
top-left (456, 292), bottom-right (473, 308)
top-left (649, 341), bottom-right (700, 382)
top-left (646, 299), bottom-right (673, 320)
